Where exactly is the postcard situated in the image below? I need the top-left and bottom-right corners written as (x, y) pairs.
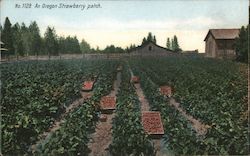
top-left (0, 0), bottom-right (248, 155)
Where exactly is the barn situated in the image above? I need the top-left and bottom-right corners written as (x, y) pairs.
top-left (204, 29), bottom-right (240, 59)
top-left (130, 41), bottom-right (175, 56)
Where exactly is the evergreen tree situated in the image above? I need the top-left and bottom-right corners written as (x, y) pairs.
top-left (142, 37), bottom-right (147, 45)
top-left (29, 21), bottom-right (42, 56)
top-left (171, 35), bottom-right (181, 52)
top-left (44, 26), bottom-right (58, 57)
top-left (72, 36), bottom-right (81, 53)
top-left (166, 38), bottom-right (171, 49)
top-left (58, 36), bottom-right (66, 54)
top-left (153, 35), bottom-right (156, 44)
top-left (235, 25), bottom-right (248, 63)
top-left (147, 32), bottom-right (153, 42)
top-left (2, 17), bottom-right (14, 53)
top-left (12, 23), bottom-right (24, 57)
top-left (80, 38), bottom-right (91, 53)
top-left (20, 23), bottom-right (32, 56)
top-left (171, 38), bottom-right (174, 51)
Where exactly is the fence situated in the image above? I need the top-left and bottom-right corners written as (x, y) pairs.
top-left (0, 52), bottom-right (204, 63)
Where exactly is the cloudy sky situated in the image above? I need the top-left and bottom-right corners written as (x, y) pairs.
top-left (1, 0), bottom-right (248, 52)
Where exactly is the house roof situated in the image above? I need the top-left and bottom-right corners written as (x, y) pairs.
top-left (129, 41), bottom-right (173, 53)
top-left (204, 29), bottom-right (240, 41)
top-left (0, 48), bottom-right (8, 51)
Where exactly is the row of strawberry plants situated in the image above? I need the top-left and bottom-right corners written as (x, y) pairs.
top-left (130, 64), bottom-right (210, 155)
top-left (35, 61), bottom-right (118, 155)
top-left (129, 57), bottom-right (248, 154)
top-left (1, 59), bottom-right (116, 154)
top-left (109, 63), bottom-right (154, 155)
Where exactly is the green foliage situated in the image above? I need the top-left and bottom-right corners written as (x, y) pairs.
top-left (58, 36), bottom-right (81, 54)
top-left (1, 59), bottom-right (118, 155)
top-left (102, 45), bottom-right (125, 53)
top-left (171, 35), bottom-right (181, 52)
top-left (80, 38), bottom-right (91, 53)
top-left (235, 25), bottom-right (248, 63)
top-left (129, 57), bottom-right (248, 155)
top-left (110, 64), bottom-right (154, 155)
top-left (142, 37), bottom-right (147, 45)
top-left (166, 38), bottom-right (171, 50)
top-left (20, 23), bottom-right (32, 56)
top-left (29, 21), bottom-right (42, 56)
top-left (44, 26), bottom-right (58, 56)
top-left (36, 62), bottom-right (117, 155)
top-left (12, 23), bottom-right (24, 57)
top-left (2, 17), bottom-right (14, 53)
top-left (141, 32), bottom-right (157, 45)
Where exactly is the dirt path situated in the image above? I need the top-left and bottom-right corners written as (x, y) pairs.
top-left (88, 70), bottom-right (121, 156)
top-left (169, 98), bottom-right (210, 136)
top-left (31, 91), bottom-right (93, 152)
top-left (134, 83), bottom-right (150, 111)
top-left (128, 68), bottom-right (163, 156)
top-left (134, 82), bottom-right (163, 156)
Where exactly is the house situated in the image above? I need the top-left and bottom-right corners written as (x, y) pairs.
top-left (0, 41), bottom-right (8, 51)
top-left (129, 41), bottom-right (175, 56)
top-left (204, 29), bottom-right (240, 59)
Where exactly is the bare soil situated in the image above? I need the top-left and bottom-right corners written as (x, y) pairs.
top-left (133, 81), bottom-right (162, 156)
top-left (88, 71), bottom-right (121, 156)
top-left (134, 83), bottom-right (151, 112)
top-left (88, 113), bottom-right (114, 156)
top-left (169, 98), bottom-right (210, 136)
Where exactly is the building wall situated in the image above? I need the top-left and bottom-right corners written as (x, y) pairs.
top-left (130, 42), bottom-right (174, 56)
top-left (216, 39), bottom-right (236, 59)
top-left (205, 35), bottom-right (237, 59)
top-left (205, 34), bottom-right (217, 58)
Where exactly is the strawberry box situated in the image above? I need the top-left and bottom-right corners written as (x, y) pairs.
top-left (159, 86), bottom-right (172, 97)
top-left (100, 96), bottom-right (116, 110)
top-left (131, 76), bottom-right (139, 83)
top-left (142, 111), bottom-right (164, 135)
top-left (82, 81), bottom-right (94, 91)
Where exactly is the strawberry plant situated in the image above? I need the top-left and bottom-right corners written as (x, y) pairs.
top-left (109, 63), bottom-right (154, 155)
top-left (129, 57), bottom-right (248, 154)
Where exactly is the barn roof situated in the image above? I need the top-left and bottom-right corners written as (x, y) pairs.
top-left (129, 41), bottom-right (173, 53)
top-left (204, 29), bottom-right (240, 41)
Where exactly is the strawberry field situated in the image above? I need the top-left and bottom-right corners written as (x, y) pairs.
top-left (1, 57), bottom-right (248, 155)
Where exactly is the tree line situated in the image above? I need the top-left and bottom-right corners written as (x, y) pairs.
top-left (0, 17), bottom-right (125, 57)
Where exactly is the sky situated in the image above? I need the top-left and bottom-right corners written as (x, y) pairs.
top-left (0, 0), bottom-right (249, 52)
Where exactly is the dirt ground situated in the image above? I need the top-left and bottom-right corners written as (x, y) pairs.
top-left (134, 83), bottom-right (151, 112)
top-left (88, 71), bottom-right (121, 156)
top-left (133, 82), bottom-right (163, 156)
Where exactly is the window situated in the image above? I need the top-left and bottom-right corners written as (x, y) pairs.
top-left (149, 46), bottom-right (152, 51)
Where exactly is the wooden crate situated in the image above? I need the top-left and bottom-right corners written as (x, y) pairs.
top-left (159, 86), bottom-right (172, 97)
top-left (82, 81), bottom-right (94, 91)
top-left (100, 96), bottom-right (116, 110)
top-left (142, 111), bottom-right (164, 135)
top-left (131, 76), bottom-right (139, 83)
